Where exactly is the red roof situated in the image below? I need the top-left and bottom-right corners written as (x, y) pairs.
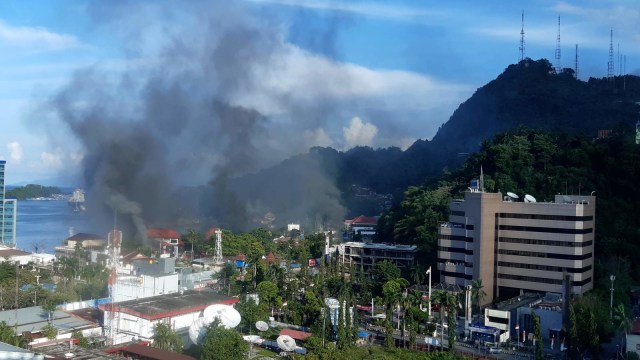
top-left (345, 215), bottom-right (378, 226)
top-left (147, 228), bottom-right (180, 239)
top-left (205, 227), bottom-right (221, 240)
top-left (279, 328), bottom-right (313, 341)
top-left (631, 319), bottom-right (640, 335)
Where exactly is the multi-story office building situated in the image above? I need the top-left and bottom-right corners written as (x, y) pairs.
top-left (0, 160), bottom-right (17, 248)
top-left (438, 188), bottom-right (595, 305)
top-left (337, 241), bottom-right (416, 272)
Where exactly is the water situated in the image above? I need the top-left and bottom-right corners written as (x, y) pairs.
top-left (15, 200), bottom-right (93, 253)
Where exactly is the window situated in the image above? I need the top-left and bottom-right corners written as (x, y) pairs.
top-left (499, 213), bottom-right (593, 221)
top-left (499, 225), bottom-right (593, 234)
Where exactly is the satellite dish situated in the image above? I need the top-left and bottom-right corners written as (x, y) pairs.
top-left (276, 335), bottom-right (297, 352)
top-left (524, 194), bottom-right (537, 203)
top-left (255, 321), bottom-right (269, 332)
top-left (203, 304), bottom-right (241, 329)
top-left (243, 335), bottom-right (261, 344)
top-left (506, 192), bottom-right (519, 200)
top-left (188, 317), bottom-right (210, 345)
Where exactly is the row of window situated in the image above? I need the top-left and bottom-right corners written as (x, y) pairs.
top-left (451, 210), bottom-right (465, 217)
top-left (486, 316), bottom-right (509, 325)
top-left (499, 237), bottom-right (593, 248)
top-left (441, 270), bottom-right (472, 280)
top-left (438, 246), bottom-right (473, 255)
top-left (437, 259), bottom-right (473, 267)
top-left (450, 222), bottom-right (474, 230)
top-left (498, 213), bottom-right (593, 222)
top-left (498, 273), bottom-right (592, 286)
top-left (439, 234), bottom-right (474, 242)
top-left (498, 261), bottom-right (592, 273)
top-left (498, 249), bottom-right (592, 260)
top-left (499, 225), bottom-right (593, 235)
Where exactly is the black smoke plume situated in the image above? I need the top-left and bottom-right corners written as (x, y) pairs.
top-left (45, 2), bottom-right (346, 238)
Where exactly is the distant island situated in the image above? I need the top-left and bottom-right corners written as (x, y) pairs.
top-left (5, 184), bottom-right (66, 200)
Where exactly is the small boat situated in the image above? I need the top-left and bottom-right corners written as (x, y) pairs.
top-left (68, 188), bottom-right (85, 212)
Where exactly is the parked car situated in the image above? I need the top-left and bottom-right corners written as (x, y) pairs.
top-left (489, 347), bottom-right (502, 354)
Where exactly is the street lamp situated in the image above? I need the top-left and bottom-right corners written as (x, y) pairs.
top-left (610, 275), bottom-right (615, 319)
top-left (426, 267), bottom-right (432, 320)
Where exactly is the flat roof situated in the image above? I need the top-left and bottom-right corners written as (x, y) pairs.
top-left (494, 293), bottom-right (543, 312)
top-left (0, 306), bottom-right (98, 334)
top-left (110, 343), bottom-right (196, 360)
top-left (0, 248), bottom-right (31, 257)
top-left (341, 242), bottom-right (417, 251)
top-left (101, 289), bottom-right (238, 320)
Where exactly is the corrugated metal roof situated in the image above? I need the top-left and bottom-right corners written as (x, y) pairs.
top-left (0, 306), bottom-right (98, 335)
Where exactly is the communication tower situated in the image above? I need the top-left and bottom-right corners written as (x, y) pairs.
top-left (574, 44), bottom-right (579, 79)
top-left (636, 114), bottom-right (640, 145)
top-left (106, 228), bottom-right (122, 345)
top-left (607, 29), bottom-right (614, 80)
top-left (213, 228), bottom-right (223, 265)
top-left (555, 15), bottom-right (562, 74)
top-left (519, 11), bottom-right (525, 62)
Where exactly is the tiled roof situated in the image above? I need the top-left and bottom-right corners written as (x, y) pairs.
top-left (345, 215), bottom-right (378, 226)
top-left (205, 227), bottom-right (221, 240)
top-left (147, 228), bottom-right (180, 239)
top-left (0, 248), bottom-right (31, 257)
top-left (279, 328), bottom-right (313, 341)
top-left (67, 233), bottom-right (106, 241)
top-left (114, 343), bottom-right (196, 360)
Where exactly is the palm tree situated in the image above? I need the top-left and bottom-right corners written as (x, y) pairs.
top-left (41, 300), bottom-right (57, 325)
top-left (471, 279), bottom-right (486, 318)
top-left (410, 264), bottom-right (425, 285)
top-left (430, 290), bottom-right (448, 350)
top-left (152, 323), bottom-right (183, 352)
top-left (613, 303), bottom-right (632, 352)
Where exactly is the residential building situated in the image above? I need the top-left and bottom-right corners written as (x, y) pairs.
top-left (438, 189), bottom-right (595, 304)
top-left (0, 160), bottom-right (17, 247)
top-left (101, 289), bottom-right (238, 345)
top-left (55, 233), bottom-right (107, 259)
top-left (337, 242), bottom-right (416, 272)
top-left (147, 228), bottom-right (183, 257)
top-left (113, 257), bottom-right (179, 302)
top-left (343, 215), bottom-right (378, 242)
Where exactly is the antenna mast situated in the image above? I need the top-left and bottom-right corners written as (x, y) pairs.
top-left (555, 15), bottom-right (562, 74)
top-left (519, 10), bottom-right (525, 62)
top-left (607, 28), bottom-right (614, 80)
top-left (213, 228), bottom-right (223, 265)
top-left (574, 44), bottom-right (579, 79)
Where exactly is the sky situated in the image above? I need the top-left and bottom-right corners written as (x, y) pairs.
top-left (0, 0), bottom-right (638, 185)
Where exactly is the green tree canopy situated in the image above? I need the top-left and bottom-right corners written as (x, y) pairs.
top-left (200, 324), bottom-right (248, 360)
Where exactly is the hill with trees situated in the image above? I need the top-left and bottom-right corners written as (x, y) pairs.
top-left (5, 184), bottom-right (64, 200)
top-left (232, 59), bottom-right (640, 228)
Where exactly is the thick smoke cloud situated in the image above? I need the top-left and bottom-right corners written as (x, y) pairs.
top-left (46, 1), bottom-right (348, 237)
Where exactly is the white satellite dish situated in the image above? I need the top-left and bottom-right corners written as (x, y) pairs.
top-left (255, 320), bottom-right (269, 332)
top-left (276, 335), bottom-right (297, 352)
top-left (506, 192), bottom-right (519, 200)
top-left (243, 335), bottom-right (262, 344)
top-left (203, 304), bottom-right (242, 329)
top-left (524, 194), bottom-right (537, 203)
top-left (188, 317), bottom-right (210, 345)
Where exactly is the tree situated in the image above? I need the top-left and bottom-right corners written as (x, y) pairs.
top-left (40, 323), bottom-right (57, 340)
top-left (409, 264), bottom-right (425, 285)
top-left (41, 300), bottom-right (57, 324)
top-left (256, 281), bottom-right (278, 316)
top-left (200, 323), bottom-right (248, 360)
top-left (0, 321), bottom-right (20, 346)
top-left (613, 303), bottom-right (632, 352)
top-left (470, 279), bottom-right (486, 317)
top-left (152, 323), bottom-right (183, 352)
top-left (532, 310), bottom-right (543, 360)
top-left (382, 280), bottom-right (401, 348)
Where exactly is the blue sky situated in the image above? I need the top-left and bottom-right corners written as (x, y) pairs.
top-left (0, 0), bottom-right (638, 184)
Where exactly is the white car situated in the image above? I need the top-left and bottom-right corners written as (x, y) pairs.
top-left (489, 347), bottom-right (502, 354)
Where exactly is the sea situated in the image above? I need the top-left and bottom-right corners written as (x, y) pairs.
top-left (15, 200), bottom-right (93, 253)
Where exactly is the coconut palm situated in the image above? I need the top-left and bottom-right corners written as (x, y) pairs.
top-left (471, 279), bottom-right (486, 317)
top-left (410, 264), bottom-right (425, 285)
top-left (613, 303), bottom-right (632, 351)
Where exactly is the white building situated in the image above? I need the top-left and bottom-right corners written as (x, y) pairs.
top-left (112, 257), bottom-right (179, 303)
top-left (101, 290), bottom-right (239, 345)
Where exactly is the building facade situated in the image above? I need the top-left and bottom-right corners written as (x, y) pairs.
top-left (438, 190), bottom-right (595, 304)
top-left (0, 160), bottom-right (16, 247)
top-left (337, 242), bottom-right (416, 272)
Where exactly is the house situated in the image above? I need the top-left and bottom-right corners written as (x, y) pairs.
top-left (55, 233), bottom-right (107, 258)
top-left (100, 289), bottom-right (239, 345)
top-left (147, 228), bottom-right (183, 257)
top-left (343, 215), bottom-right (378, 242)
top-left (279, 328), bottom-right (312, 342)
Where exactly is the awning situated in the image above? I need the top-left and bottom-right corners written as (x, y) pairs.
top-left (358, 331), bottom-right (370, 338)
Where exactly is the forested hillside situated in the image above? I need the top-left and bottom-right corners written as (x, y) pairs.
top-left (377, 128), bottom-right (640, 298)
top-left (233, 59), bottom-right (640, 229)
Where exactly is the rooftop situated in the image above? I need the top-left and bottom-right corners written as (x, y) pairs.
top-left (66, 233), bottom-right (106, 242)
top-left (101, 289), bottom-right (238, 320)
top-left (279, 328), bottom-right (313, 341)
top-left (147, 228), bottom-right (181, 239)
top-left (341, 242), bottom-right (417, 251)
top-left (0, 248), bottom-right (31, 257)
top-left (345, 215), bottom-right (378, 226)
top-left (0, 306), bottom-right (98, 335)
top-left (495, 293), bottom-right (544, 312)
top-left (107, 343), bottom-right (196, 360)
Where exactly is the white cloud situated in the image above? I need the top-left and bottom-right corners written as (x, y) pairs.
top-left (0, 19), bottom-right (79, 51)
top-left (6, 142), bottom-right (22, 163)
top-left (40, 149), bottom-right (64, 168)
top-left (343, 117), bottom-right (377, 149)
top-left (303, 128), bottom-right (333, 147)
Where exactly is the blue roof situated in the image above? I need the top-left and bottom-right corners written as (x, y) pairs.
top-left (358, 331), bottom-right (370, 337)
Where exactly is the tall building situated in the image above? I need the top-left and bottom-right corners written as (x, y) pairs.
top-left (438, 188), bottom-right (595, 305)
top-left (0, 160), bottom-right (17, 248)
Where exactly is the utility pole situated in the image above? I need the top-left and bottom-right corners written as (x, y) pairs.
top-left (610, 275), bottom-right (616, 319)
